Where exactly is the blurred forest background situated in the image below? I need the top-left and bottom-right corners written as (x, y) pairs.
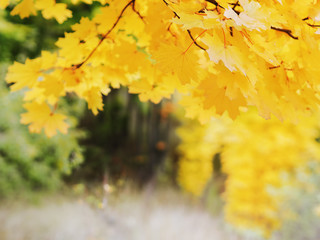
top-left (0, 2), bottom-right (182, 198)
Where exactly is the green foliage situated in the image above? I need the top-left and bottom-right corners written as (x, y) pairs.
top-left (0, 5), bottom-right (93, 196)
top-left (0, 12), bottom-right (37, 62)
top-left (0, 10), bottom-right (89, 197)
top-left (0, 79), bottom-right (84, 198)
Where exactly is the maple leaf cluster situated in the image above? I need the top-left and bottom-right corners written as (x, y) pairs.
top-left (3, 0), bottom-right (320, 136)
top-left (177, 108), bottom-right (320, 235)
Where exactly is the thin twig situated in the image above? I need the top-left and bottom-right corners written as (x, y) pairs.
top-left (183, 29), bottom-right (207, 54)
top-left (271, 26), bottom-right (298, 40)
top-left (132, 0), bottom-right (145, 22)
top-left (205, 0), bottom-right (224, 9)
top-left (187, 30), bottom-right (206, 51)
top-left (73, 0), bottom-right (135, 69)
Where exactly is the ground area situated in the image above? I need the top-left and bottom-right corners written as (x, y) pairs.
top-left (0, 189), bottom-right (234, 240)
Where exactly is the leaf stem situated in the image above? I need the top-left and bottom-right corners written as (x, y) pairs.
top-left (183, 30), bottom-right (207, 54)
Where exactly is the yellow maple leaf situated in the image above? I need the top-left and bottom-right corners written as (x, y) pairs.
top-left (44, 113), bottom-right (69, 137)
top-left (202, 32), bottom-right (245, 73)
top-left (61, 69), bottom-right (82, 88)
top-left (11, 0), bottom-right (37, 18)
top-left (23, 87), bottom-right (46, 103)
top-left (0, 0), bottom-right (10, 9)
top-left (71, 17), bottom-right (97, 39)
top-left (112, 41), bottom-right (150, 72)
top-left (41, 3), bottom-right (72, 23)
top-left (129, 79), bottom-right (168, 103)
top-left (153, 44), bottom-right (199, 84)
top-left (198, 76), bottom-right (247, 119)
top-left (35, 0), bottom-right (72, 23)
top-left (82, 87), bottom-right (104, 115)
top-left (34, 0), bottom-right (50, 9)
top-left (38, 74), bottom-right (65, 104)
top-left (6, 59), bottom-right (41, 91)
top-left (93, 2), bottom-right (127, 34)
top-left (21, 102), bottom-right (68, 137)
top-left (40, 51), bottom-right (58, 69)
top-left (55, 33), bottom-right (84, 63)
top-left (128, 79), bottom-right (153, 96)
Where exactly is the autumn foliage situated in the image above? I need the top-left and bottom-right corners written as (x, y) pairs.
top-left (3, 0), bottom-right (320, 136)
top-left (3, 0), bottom-right (320, 237)
top-left (177, 109), bottom-right (320, 235)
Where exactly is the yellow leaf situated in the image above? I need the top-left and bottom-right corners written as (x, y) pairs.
top-left (153, 44), bottom-right (199, 84)
top-left (11, 0), bottom-right (36, 18)
top-left (23, 87), bottom-right (46, 103)
top-left (82, 87), bottom-right (104, 115)
top-left (44, 113), bottom-right (68, 137)
top-left (198, 76), bottom-right (247, 119)
top-left (40, 51), bottom-right (58, 69)
top-left (71, 17), bottom-right (97, 39)
top-left (41, 3), bottom-right (72, 23)
top-left (6, 59), bottom-right (41, 91)
top-left (0, 0), bottom-right (10, 9)
top-left (21, 102), bottom-right (68, 137)
top-left (129, 79), bottom-right (153, 95)
top-left (38, 74), bottom-right (65, 104)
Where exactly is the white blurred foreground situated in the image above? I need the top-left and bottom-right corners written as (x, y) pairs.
top-left (1, 188), bottom-right (318, 240)
top-left (0, 190), bottom-right (231, 240)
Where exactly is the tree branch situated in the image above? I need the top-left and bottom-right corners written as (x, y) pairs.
top-left (205, 0), bottom-right (224, 9)
top-left (187, 30), bottom-right (206, 51)
top-left (72, 0), bottom-right (135, 69)
top-left (271, 26), bottom-right (298, 40)
top-left (132, 0), bottom-right (145, 22)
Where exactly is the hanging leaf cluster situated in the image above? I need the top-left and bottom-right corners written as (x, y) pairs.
top-left (3, 0), bottom-right (320, 135)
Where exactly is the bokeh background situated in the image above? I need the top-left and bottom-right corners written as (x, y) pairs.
top-left (1, 2), bottom-right (320, 240)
